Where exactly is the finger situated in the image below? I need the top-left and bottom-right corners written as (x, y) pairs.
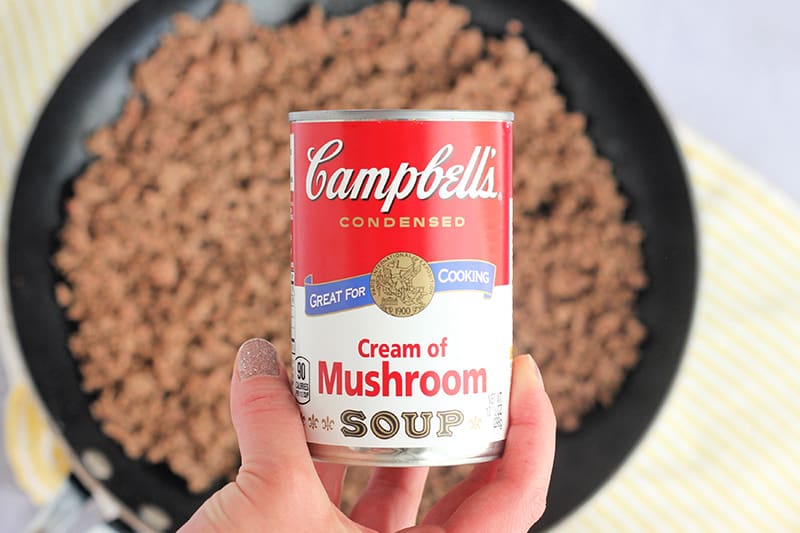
top-left (230, 338), bottom-right (317, 479)
top-left (349, 467), bottom-right (430, 531)
top-left (315, 462), bottom-right (348, 505)
top-left (420, 461), bottom-right (498, 525)
top-left (444, 355), bottom-right (556, 531)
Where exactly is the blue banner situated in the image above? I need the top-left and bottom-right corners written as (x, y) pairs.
top-left (431, 260), bottom-right (496, 295)
top-left (304, 274), bottom-right (373, 315)
top-left (304, 260), bottom-right (497, 316)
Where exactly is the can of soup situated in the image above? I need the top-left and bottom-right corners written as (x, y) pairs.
top-left (289, 109), bottom-right (513, 465)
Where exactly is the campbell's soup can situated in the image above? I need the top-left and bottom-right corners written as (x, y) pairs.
top-left (289, 109), bottom-right (513, 465)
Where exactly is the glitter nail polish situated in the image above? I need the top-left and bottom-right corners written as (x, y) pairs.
top-left (237, 338), bottom-right (280, 380)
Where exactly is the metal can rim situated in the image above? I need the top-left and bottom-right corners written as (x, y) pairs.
top-left (288, 109), bottom-right (514, 123)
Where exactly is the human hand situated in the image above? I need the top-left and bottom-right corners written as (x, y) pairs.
top-left (180, 338), bottom-right (556, 533)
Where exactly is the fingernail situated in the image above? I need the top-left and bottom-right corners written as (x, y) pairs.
top-left (237, 338), bottom-right (280, 380)
top-left (515, 353), bottom-right (542, 385)
top-left (530, 354), bottom-right (542, 381)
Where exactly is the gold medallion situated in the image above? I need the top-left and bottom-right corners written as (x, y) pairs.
top-left (370, 252), bottom-right (435, 317)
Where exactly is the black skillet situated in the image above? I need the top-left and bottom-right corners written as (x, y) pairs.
top-left (7, 0), bottom-right (697, 530)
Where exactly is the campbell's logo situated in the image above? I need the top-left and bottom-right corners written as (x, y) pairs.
top-left (305, 139), bottom-right (499, 213)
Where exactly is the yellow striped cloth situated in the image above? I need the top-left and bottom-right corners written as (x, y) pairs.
top-left (1, 0), bottom-right (798, 531)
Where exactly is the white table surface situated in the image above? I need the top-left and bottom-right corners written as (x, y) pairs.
top-left (1, 1), bottom-right (797, 532)
top-left (595, 0), bottom-right (799, 203)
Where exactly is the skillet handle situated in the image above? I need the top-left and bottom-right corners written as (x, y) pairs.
top-left (26, 475), bottom-right (124, 533)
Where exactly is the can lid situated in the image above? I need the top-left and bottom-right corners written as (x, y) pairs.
top-left (288, 109), bottom-right (514, 123)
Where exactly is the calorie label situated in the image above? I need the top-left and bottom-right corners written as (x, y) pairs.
top-left (290, 116), bottom-right (512, 451)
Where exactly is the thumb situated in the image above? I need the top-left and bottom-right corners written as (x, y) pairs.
top-left (230, 338), bottom-right (314, 471)
top-left (180, 339), bottom-right (325, 532)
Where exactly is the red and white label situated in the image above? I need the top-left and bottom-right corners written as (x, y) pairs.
top-left (291, 118), bottom-right (512, 449)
